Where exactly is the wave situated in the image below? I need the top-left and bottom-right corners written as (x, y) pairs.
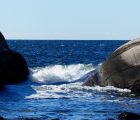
top-left (31, 64), bottom-right (95, 84)
top-left (27, 63), bottom-right (131, 99)
top-left (5, 64), bottom-right (132, 100)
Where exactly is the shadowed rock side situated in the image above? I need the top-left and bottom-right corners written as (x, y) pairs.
top-left (83, 38), bottom-right (140, 94)
top-left (0, 32), bottom-right (9, 50)
top-left (0, 32), bottom-right (29, 86)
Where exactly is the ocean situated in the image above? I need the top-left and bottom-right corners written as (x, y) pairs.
top-left (0, 40), bottom-right (140, 120)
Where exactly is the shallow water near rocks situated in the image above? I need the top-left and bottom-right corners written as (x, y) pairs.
top-left (0, 40), bottom-right (139, 120)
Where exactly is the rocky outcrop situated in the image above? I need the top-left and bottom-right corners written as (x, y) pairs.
top-left (0, 50), bottom-right (29, 84)
top-left (0, 32), bottom-right (29, 86)
top-left (83, 38), bottom-right (140, 94)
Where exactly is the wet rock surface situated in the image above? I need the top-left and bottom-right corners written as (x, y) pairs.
top-left (83, 38), bottom-right (140, 94)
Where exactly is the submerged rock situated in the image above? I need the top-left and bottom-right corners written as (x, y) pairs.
top-left (0, 32), bottom-right (29, 85)
top-left (118, 112), bottom-right (140, 120)
top-left (83, 38), bottom-right (140, 94)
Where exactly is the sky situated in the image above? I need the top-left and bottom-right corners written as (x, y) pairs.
top-left (0, 0), bottom-right (140, 40)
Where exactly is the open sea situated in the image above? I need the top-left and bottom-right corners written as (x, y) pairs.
top-left (0, 40), bottom-right (140, 120)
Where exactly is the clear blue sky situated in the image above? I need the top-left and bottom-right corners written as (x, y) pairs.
top-left (0, 0), bottom-right (140, 40)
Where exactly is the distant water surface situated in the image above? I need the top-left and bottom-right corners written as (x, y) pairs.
top-left (0, 40), bottom-right (139, 120)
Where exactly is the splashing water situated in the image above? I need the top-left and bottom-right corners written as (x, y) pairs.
top-left (5, 63), bottom-right (132, 100)
top-left (26, 64), bottom-right (131, 99)
top-left (1, 40), bottom-right (139, 119)
top-left (31, 64), bottom-right (94, 83)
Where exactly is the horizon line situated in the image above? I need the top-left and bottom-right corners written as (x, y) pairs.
top-left (7, 39), bottom-right (129, 41)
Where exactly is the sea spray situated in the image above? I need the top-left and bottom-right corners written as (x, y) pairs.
top-left (31, 64), bottom-right (94, 83)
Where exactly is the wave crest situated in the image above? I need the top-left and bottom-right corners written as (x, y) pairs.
top-left (31, 64), bottom-right (94, 83)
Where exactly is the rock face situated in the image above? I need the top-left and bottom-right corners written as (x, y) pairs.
top-left (83, 38), bottom-right (140, 93)
top-left (0, 32), bottom-right (29, 85)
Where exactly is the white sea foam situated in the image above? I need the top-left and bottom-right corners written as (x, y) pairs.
top-left (26, 83), bottom-right (131, 99)
top-left (81, 85), bottom-right (131, 93)
top-left (25, 64), bottom-right (132, 99)
top-left (31, 64), bottom-right (94, 83)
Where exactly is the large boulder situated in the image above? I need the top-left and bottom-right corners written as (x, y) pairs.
top-left (83, 38), bottom-right (140, 93)
top-left (0, 32), bottom-right (29, 85)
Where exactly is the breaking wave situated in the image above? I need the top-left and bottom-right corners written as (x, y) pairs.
top-left (6, 64), bottom-right (131, 100)
top-left (31, 64), bottom-right (94, 84)
top-left (24, 63), bottom-right (132, 99)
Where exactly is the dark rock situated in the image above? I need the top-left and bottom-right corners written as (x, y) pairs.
top-left (108, 119), bottom-right (114, 120)
top-left (0, 32), bottom-right (29, 85)
top-left (0, 32), bottom-right (9, 50)
top-left (0, 83), bottom-right (5, 91)
top-left (82, 70), bottom-right (99, 86)
top-left (0, 50), bottom-right (29, 84)
top-left (118, 112), bottom-right (140, 120)
top-left (51, 118), bottom-right (60, 120)
top-left (0, 116), bottom-right (5, 120)
top-left (129, 80), bottom-right (140, 95)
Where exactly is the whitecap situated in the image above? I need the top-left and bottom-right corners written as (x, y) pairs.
top-left (26, 83), bottom-right (131, 99)
top-left (30, 64), bottom-right (94, 83)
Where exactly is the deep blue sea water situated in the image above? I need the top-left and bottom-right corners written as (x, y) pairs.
top-left (0, 40), bottom-right (140, 120)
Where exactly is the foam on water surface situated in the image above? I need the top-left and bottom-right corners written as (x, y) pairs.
top-left (1, 40), bottom-right (139, 119)
top-left (4, 63), bottom-right (132, 101)
top-left (26, 83), bottom-right (131, 100)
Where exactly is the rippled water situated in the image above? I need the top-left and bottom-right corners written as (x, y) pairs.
top-left (0, 40), bottom-right (139, 120)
